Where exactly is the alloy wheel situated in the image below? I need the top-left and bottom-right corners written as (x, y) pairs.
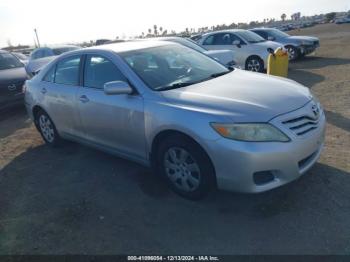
top-left (247, 59), bottom-right (261, 72)
top-left (287, 47), bottom-right (296, 60)
top-left (39, 114), bottom-right (55, 143)
top-left (163, 147), bottom-right (201, 192)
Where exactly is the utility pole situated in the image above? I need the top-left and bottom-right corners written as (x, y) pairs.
top-left (34, 28), bottom-right (40, 47)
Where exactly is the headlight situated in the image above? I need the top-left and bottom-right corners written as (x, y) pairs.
top-left (211, 123), bottom-right (290, 142)
top-left (312, 95), bottom-right (323, 112)
top-left (301, 40), bottom-right (312, 45)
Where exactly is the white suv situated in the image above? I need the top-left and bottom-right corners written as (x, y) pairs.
top-left (196, 29), bottom-right (283, 72)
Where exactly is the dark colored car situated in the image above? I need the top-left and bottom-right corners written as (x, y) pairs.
top-left (250, 28), bottom-right (320, 60)
top-left (0, 50), bottom-right (28, 111)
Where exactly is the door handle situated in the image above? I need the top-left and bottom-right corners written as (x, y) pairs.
top-left (79, 95), bottom-right (89, 103)
top-left (41, 88), bottom-right (47, 94)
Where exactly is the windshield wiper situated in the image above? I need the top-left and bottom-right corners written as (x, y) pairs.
top-left (157, 71), bottom-right (231, 91)
top-left (210, 71), bottom-right (231, 78)
top-left (157, 82), bottom-right (197, 91)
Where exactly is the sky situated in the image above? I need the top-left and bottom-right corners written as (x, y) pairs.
top-left (0, 0), bottom-right (349, 48)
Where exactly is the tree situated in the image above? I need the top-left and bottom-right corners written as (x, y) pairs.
top-left (325, 12), bottom-right (336, 22)
top-left (6, 39), bottom-right (12, 47)
top-left (281, 13), bottom-right (287, 21)
top-left (153, 25), bottom-right (158, 36)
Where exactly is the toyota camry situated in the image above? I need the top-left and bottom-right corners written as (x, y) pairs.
top-left (24, 41), bottom-right (325, 199)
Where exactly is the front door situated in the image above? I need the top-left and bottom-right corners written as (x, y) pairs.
top-left (202, 33), bottom-right (247, 67)
top-left (77, 54), bottom-right (146, 161)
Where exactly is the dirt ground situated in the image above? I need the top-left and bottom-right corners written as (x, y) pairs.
top-left (0, 23), bottom-right (349, 255)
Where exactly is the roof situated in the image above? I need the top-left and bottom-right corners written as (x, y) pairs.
top-left (87, 40), bottom-right (173, 53)
top-left (0, 49), bottom-right (9, 54)
top-left (202, 29), bottom-right (246, 36)
top-left (250, 28), bottom-right (276, 31)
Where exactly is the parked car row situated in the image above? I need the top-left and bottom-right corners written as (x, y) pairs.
top-left (191, 28), bottom-right (320, 63)
top-left (23, 40), bottom-right (325, 199)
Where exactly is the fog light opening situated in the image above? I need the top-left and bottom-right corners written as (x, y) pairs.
top-left (253, 171), bottom-right (275, 185)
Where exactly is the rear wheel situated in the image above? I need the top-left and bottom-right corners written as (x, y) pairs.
top-left (156, 134), bottom-right (216, 200)
top-left (245, 56), bottom-right (264, 72)
top-left (35, 110), bottom-right (62, 147)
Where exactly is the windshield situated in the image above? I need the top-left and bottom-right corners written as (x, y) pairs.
top-left (172, 38), bottom-right (207, 53)
top-left (52, 46), bottom-right (80, 55)
top-left (0, 53), bottom-right (23, 70)
top-left (120, 44), bottom-right (229, 91)
top-left (13, 52), bottom-right (28, 60)
top-left (235, 31), bottom-right (266, 43)
top-left (268, 29), bottom-right (290, 38)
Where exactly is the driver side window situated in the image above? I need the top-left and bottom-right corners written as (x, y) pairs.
top-left (84, 55), bottom-right (127, 89)
top-left (230, 34), bottom-right (246, 45)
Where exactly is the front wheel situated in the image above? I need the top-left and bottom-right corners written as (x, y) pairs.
top-left (286, 46), bottom-right (299, 60)
top-left (156, 135), bottom-right (216, 200)
top-left (245, 56), bottom-right (264, 72)
top-left (35, 110), bottom-right (62, 147)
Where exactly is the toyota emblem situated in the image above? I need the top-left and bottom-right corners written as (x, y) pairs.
top-left (312, 104), bottom-right (319, 118)
top-left (8, 84), bottom-right (17, 91)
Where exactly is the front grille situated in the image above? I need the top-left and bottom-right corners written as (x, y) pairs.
top-left (282, 115), bottom-right (319, 136)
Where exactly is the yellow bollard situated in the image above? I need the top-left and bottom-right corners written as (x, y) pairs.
top-left (267, 47), bottom-right (289, 77)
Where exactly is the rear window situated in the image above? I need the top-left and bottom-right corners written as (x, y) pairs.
top-left (52, 47), bottom-right (80, 56)
top-left (54, 56), bottom-right (81, 86)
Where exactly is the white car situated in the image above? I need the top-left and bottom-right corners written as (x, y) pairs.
top-left (196, 29), bottom-right (283, 72)
top-left (155, 37), bottom-right (236, 68)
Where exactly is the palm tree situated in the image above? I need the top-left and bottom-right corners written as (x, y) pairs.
top-left (159, 26), bottom-right (163, 34)
top-left (281, 13), bottom-right (287, 21)
top-left (153, 25), bottom-right (158, 36)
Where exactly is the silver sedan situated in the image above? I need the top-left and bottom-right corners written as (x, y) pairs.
top-left (24, 41), bottom-right (325, 199)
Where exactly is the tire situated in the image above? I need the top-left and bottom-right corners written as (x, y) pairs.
top-left (155, 134), bottom-right (216, 200)
top-left (245, 56), bottom-right (264, 72)
top-left (286, 46), bottom-right (299, 60)
top-left (35, 110), bottom-right (62, 147)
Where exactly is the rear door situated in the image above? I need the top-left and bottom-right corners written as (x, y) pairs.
top-left (77, 54), bottom-right (146, 161)
top-left (41, 55), bottom-right (83, 137)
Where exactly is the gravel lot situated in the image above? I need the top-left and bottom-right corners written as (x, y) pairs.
top-left (0, 23), bottom-right (349, 255)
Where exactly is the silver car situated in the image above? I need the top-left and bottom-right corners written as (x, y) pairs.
top-left (24, 41), bottom-right (325, 199)
top-left (26, 45), bottom-right (80, 76)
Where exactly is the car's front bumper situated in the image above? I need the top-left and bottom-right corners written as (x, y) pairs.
top-left (299, 43), bottom-right (319, 55)
top-left (204, 102), bottom-right (326, 193)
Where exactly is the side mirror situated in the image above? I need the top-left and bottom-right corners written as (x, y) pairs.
top-left (104, 81), bottom-right (133, 95)
top-left (267, 36), bottom-right (275, 41)
top-left (267, 48), bottom-right (275, 55)
top-left (232, 40), bottom-right (241, 47)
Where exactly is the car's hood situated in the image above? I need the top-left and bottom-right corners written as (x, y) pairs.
top-left (26, 56), bottom-right (56, 74)
top-left (0, 67), bottom-right (27, 84)
top-left (160, 69), bottom-right (312, 122)
top-left (254, 40), bottom-right (283, 50)
top-left (288, 36), bottom-right (319, 42)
